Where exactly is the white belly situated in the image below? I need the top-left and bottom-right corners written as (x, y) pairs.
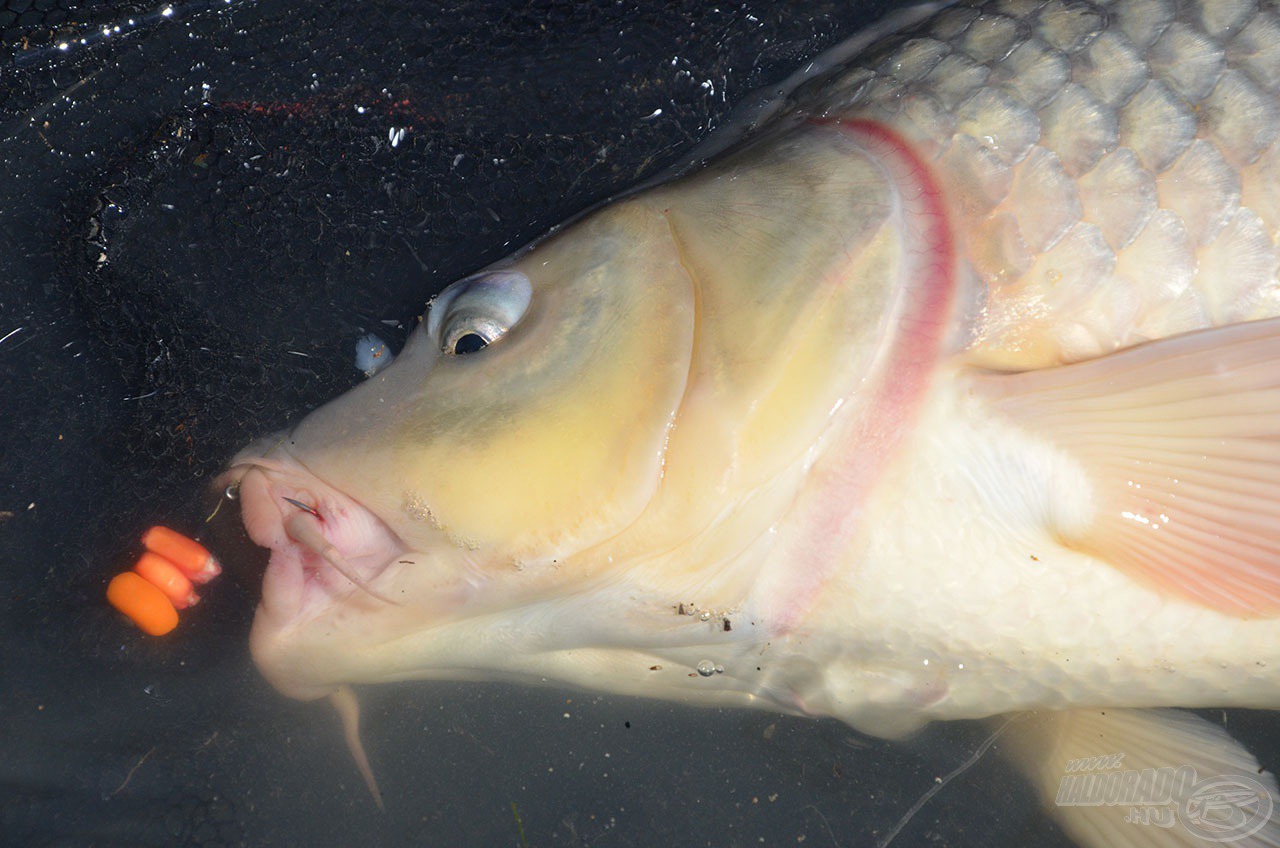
top-left (791, 373), bottom-right (1280, 737)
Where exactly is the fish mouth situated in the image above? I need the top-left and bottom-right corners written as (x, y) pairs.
top-left (217, 449), bottom-right (410, 624)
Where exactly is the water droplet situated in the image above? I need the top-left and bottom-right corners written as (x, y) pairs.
top-left (696, 660), bottom-right (716, 677)
top-left (699, 611), bottom-right (711, 621)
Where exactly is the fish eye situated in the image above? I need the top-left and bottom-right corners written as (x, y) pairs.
top-left (428, 270), bottom-right (532, 356)
top-left (449, 330), bottom-right (489, 355)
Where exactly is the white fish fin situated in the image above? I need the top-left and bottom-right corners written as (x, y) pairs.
top-left (331, 684), bottom-right (384, 810)
top-left (973, 316), bottom-right (1280, 617)
top-left (1000, 708), bottom-right (1279, 848)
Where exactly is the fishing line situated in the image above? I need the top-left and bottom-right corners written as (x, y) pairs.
top-left (875, 714), bottom-right (1022, 848)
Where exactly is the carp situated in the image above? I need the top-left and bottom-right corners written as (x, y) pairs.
top-left (221, 2), bottom-right (1280, 843)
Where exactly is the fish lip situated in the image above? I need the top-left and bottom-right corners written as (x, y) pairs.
top-left (226, 450), bottom-right (410, 622)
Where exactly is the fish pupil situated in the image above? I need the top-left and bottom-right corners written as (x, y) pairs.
top-left (453, 332), bottom-right (489, 355)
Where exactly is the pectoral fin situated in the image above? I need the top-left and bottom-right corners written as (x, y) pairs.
top-left (1000, 708), bottom-right (1279, 848)
top-left (974, 317), bottom-right (1280, 617)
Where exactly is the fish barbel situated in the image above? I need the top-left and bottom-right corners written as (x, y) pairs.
top-left (221, 1), bottom-right (1280, 843)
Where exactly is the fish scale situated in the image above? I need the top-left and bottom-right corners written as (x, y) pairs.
top-left (782, 0), bottom-right (1280, 367)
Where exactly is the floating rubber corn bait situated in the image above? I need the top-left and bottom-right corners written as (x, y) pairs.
top-left (106, 572), bottom-right (179, 636)
top-left (142, 525), bottom-right (221, 583)
top-left (107, 526), bottom-right (221, 635)
top-left (133, 551), bottom-right (199, 609)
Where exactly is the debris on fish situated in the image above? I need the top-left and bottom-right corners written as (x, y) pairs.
top-left (354, 333), bottom-right (394, 377)
top-left (219, 2), bottom-right (1280, 845)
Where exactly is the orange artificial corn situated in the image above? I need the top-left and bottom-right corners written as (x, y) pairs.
top-left (141, 525), bottom-right (221, 583)
top-left (133, 551), bottom-right (199, 609)
top-left (106, 572), bottom-right (179, 636)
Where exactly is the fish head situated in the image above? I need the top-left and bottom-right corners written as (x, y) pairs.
top-left (222, 123), bottom-right (917, 704)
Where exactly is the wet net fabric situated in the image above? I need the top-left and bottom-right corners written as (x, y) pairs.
top-left (21, 0), bottom-right (860, 480)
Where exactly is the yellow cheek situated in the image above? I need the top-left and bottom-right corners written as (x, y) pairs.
top-left (397, 201), bottom-right (696, 560)
top-left (409, 393), bottom-right (654, 554)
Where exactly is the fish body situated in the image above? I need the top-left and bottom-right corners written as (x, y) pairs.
top-left (223, 2), bottom-right (1280, 843)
